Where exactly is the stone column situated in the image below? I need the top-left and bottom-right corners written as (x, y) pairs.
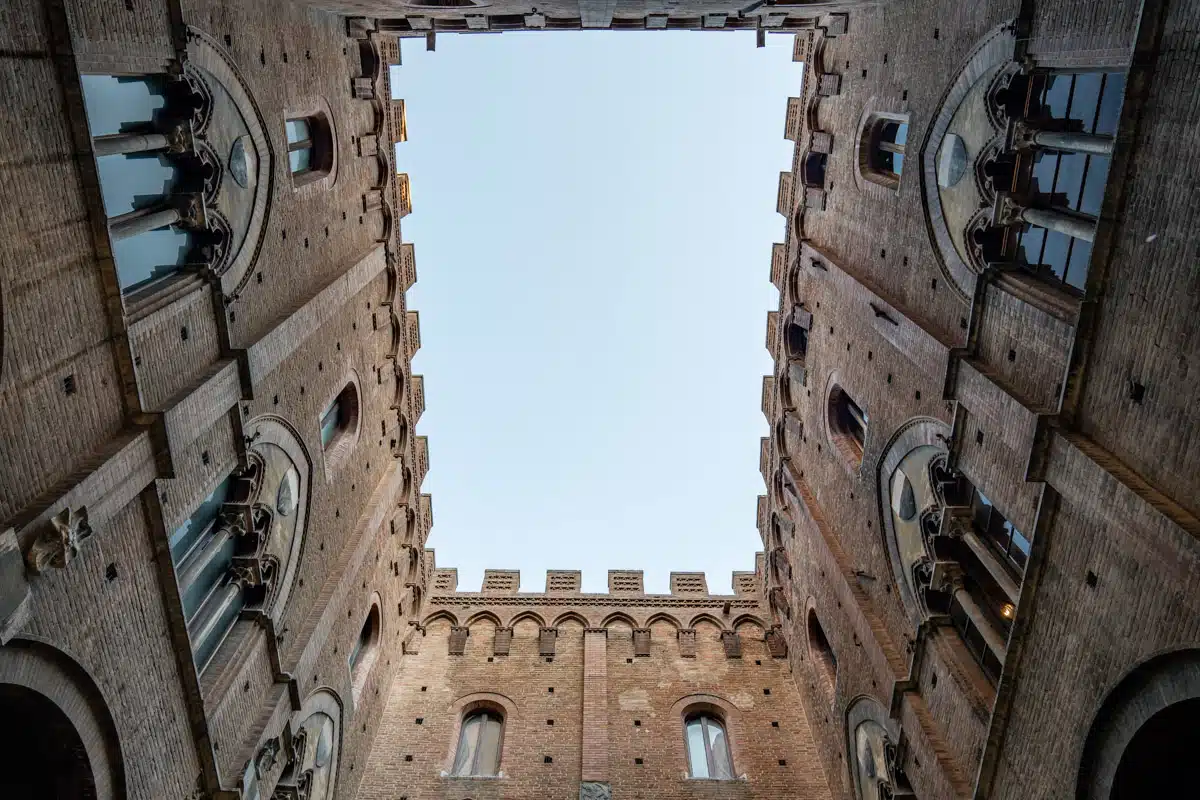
top-left (1021, 206), bottom-right (1096, 243)
top-left (108, 206), bottom-right (181, 240)
top-left (580, 628), bottom-right (611, 800)
top-left (93, 131), bottom-right (170, 157)
top-left (1013, 120), bottom-right (1114, 156)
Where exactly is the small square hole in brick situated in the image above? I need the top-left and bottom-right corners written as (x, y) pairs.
top-left (771, 721), bottom-right (779, 728)
top-left (861, 68), bottom-right (867, 78)
top-left (546, 657), bottom-right (553, 663)
top-left (1130, 382), bottom-right (1146, 404)
top-left (180, 326), bottom-right (188, 341)
top-left (544, 756), bottom-right (553, 764)
top-left (105, 563), bottom-right (118, 582)
top-left (1008, 349), bottom-right (1017, 362)
top-left (547, 719), bottom-right (554, 726)
top-left (755, 659), bottom-right (762, 665)
top-left (976, 430), bottom-right (984, 445)
top-left (415, 718), bottom-right (423, 725)
top-left (420, 686), bottom-right (427, 692)
top-left (626, 658), bottom-right (633, 664)
top-left (903, 89), bottom-right (909, 101)
top-left (634, 758), bottom-right (644, 766)
top-left (487, 656), bottom-right (494, 662)
top-left (201, 451), bottom-right (210, 466)
top-left (634, 720), bottom-right (641, 727)
top-left (763, 688), bottom-right (771, 695)
top-left (779, 759), bottom-right (788, 766)
top-left (1087, 570), bottom-right (1098, 588)
top-left (404, 755), bottom-right (412, 762)
top-left (548, 687), bottom-right (554, 694)
top-left (273, 394), bottom-right (279, 405)
top-left (62, 375), bottom-right (76, 395)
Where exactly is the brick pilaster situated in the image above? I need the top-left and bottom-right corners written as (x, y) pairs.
top-left (582, 628), bottom-right (609, 783)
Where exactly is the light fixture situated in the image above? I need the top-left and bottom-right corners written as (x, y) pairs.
top-left (1001, 603), bottom-right (1015, 620)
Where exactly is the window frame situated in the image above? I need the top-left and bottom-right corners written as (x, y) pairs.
top-left (683, 712), bottom-right (735, 780)
top-left (451, 708), bottom-right (505, 777)
top-left (859, 112), bottom-right (910, 190)
top-left (283, 110), bottom-right (336, 188)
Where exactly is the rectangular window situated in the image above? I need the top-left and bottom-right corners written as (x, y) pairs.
top-left (287, 118), bottom-right (314, 174)
top-left (320, 400), bottom-right (341, 448)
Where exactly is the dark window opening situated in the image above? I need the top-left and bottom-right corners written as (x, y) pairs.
top-left (807, 609), bottom-right (837, 693)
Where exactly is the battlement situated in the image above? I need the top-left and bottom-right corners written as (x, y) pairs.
top-left (427, 559), bottom-right (764, 599)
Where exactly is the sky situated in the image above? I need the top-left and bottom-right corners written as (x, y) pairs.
top-left (392, 31), bottom-right (801, 594)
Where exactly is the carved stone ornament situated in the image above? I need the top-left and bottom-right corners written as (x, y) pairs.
top-left (25, 507), bottom-right (93, 574)
top-left (580, 782), bottom-right (613, 800)
top-left (255, 736), bottom-right (282, 779)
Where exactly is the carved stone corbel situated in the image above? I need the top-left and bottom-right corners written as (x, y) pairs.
top-left (25, 507), bottom-right (93, 574)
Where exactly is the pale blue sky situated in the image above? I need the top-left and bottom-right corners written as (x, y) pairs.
top-left (392, 32), bottom-right (801, 594)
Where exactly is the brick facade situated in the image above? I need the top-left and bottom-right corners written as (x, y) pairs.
top-left (1, 0), bottom-right (1197, 798)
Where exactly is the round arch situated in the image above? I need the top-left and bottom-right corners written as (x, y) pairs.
top-left (1077, 648), bottom-right (1200, 799)
top-left (0, 638), bottom-right (125, 800)
top-left (244, 414), bottom-right (313, 624)
top-left (875, 416), bottom-right (953, 627)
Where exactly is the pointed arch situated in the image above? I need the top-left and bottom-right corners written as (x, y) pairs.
top-left (687, 613), bottom-right (727, 631)
top-left (731, 614), bottom-right (768, 632)
top-left (420, 610), bottom-right (458, 628)
top-left (464, 610), bottom-right (502, 629)
top-left (508, 610), bottom-right (546, 629)
top-left (645, 612), bottom-right (682, 631)
top-left (551, 611), bottom-right (589, 629)
top-left (600, 611), bottom-right (637, 630)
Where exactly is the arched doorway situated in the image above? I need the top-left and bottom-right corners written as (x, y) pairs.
top-left (1110, 696), bottom-right (1200, 799)
top-left (0, 684), bottom-right (97, 799)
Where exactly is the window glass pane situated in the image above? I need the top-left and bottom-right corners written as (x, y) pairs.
top-left (707, 719), bottom-right (733, 779)
top-left (1043, 74), bottom-right (1074, 119)
top-left (477, 716), bottom-right (503, 776)
top-left (286, 118), bottom-right (311, 144)
top-left (1095, 73), bottom-right (1126, 136)
top-left (80, 75), bottom-right (167, 136)
top-left (894, 122), bottom-right (908, 146)
top-left (1030, 151), bottom-right (1060, 195)
top-left (686, 719), bottom-right (709, 778)
top-left (1018, 226), bottom-right (1047, 268)
top-left (96, 153), bottom-right (181, 217)
top-left (178, 527), bottom-right (236, 621)
top-left (452, 715), bottom-right (481, 775)
top-left (190, 581), bottom-right (244, 670)
top-left (1052, 152), bottom-right (1087, 210)
top-left (1067, 72), bottom-right (1103, 133)
top-left (320, 401), bottom-right (341, 447)
top-left (113, 228), bottom-right (194, 293)
top-left (290, 146), bottom-right (312, 174)
top-left (1079, 154), bottom-right (1111, 217)
top-left (892, 151), bottom-right (904, 176)
top-left (1041, 230), bottom-right (1071, 281)
top-left (1065, 238), bottom-right (1093, 291)
top-left (169, 477), bottom-right (230, 563)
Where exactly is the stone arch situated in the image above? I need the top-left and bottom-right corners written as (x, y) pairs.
top-left (670, 692), bottom-right (747, 781)
top-left (320, 369), bottom-right (363, 480)
top-left (1077, 648), bottom-right (1200, 799)
top-left (823, 370), bottom-right (869, 472)
top-left (804, 597), bottom-right (838, 697)
top-left (349, 593), bottom-right (384, 707)
top-left (876, 416), bottom-right (953, 627)
top-left (918, 21), bottom-right (1018, 300)
top-left (0, 638), bottom-right (125, 800)
top-left (244, 414), bottom-right (313, 624)
top-left (290, 688), bottom-right (343, 800)
top-left (445, 691), bottom-right (517, 775)
top-left (184, 28), bottom-right (276, 298)
top-left (845, 695), bottom-right (909, 800)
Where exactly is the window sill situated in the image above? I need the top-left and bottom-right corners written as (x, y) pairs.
top-left (440, 772), bottom-right (506, 780)
top-left (685, 775), bottom-right (749, 782)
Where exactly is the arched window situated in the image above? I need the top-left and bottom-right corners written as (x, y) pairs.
top-left (861, 113), bottom-right (909, 188)
top-left (884, 443), bottom-right (1029, 684)
top-left (320, 381), bottom-right (361, 461)
top-left (451, 709), bottom-right (504, 777)
top-left (349, 601), bottom-right (381, 703)
top-left (802, 152), bottom-right (828, 187)
top-left (807, 608), bottom-right (837, 694)
top-left (827, 384), bottom-right (868, 465)
top-left (784, 305), bottom-right (811, 361)
top-left (684, 713), bottom-right (734, 779)
top-left (287, 114), bottom-right (333, 185)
